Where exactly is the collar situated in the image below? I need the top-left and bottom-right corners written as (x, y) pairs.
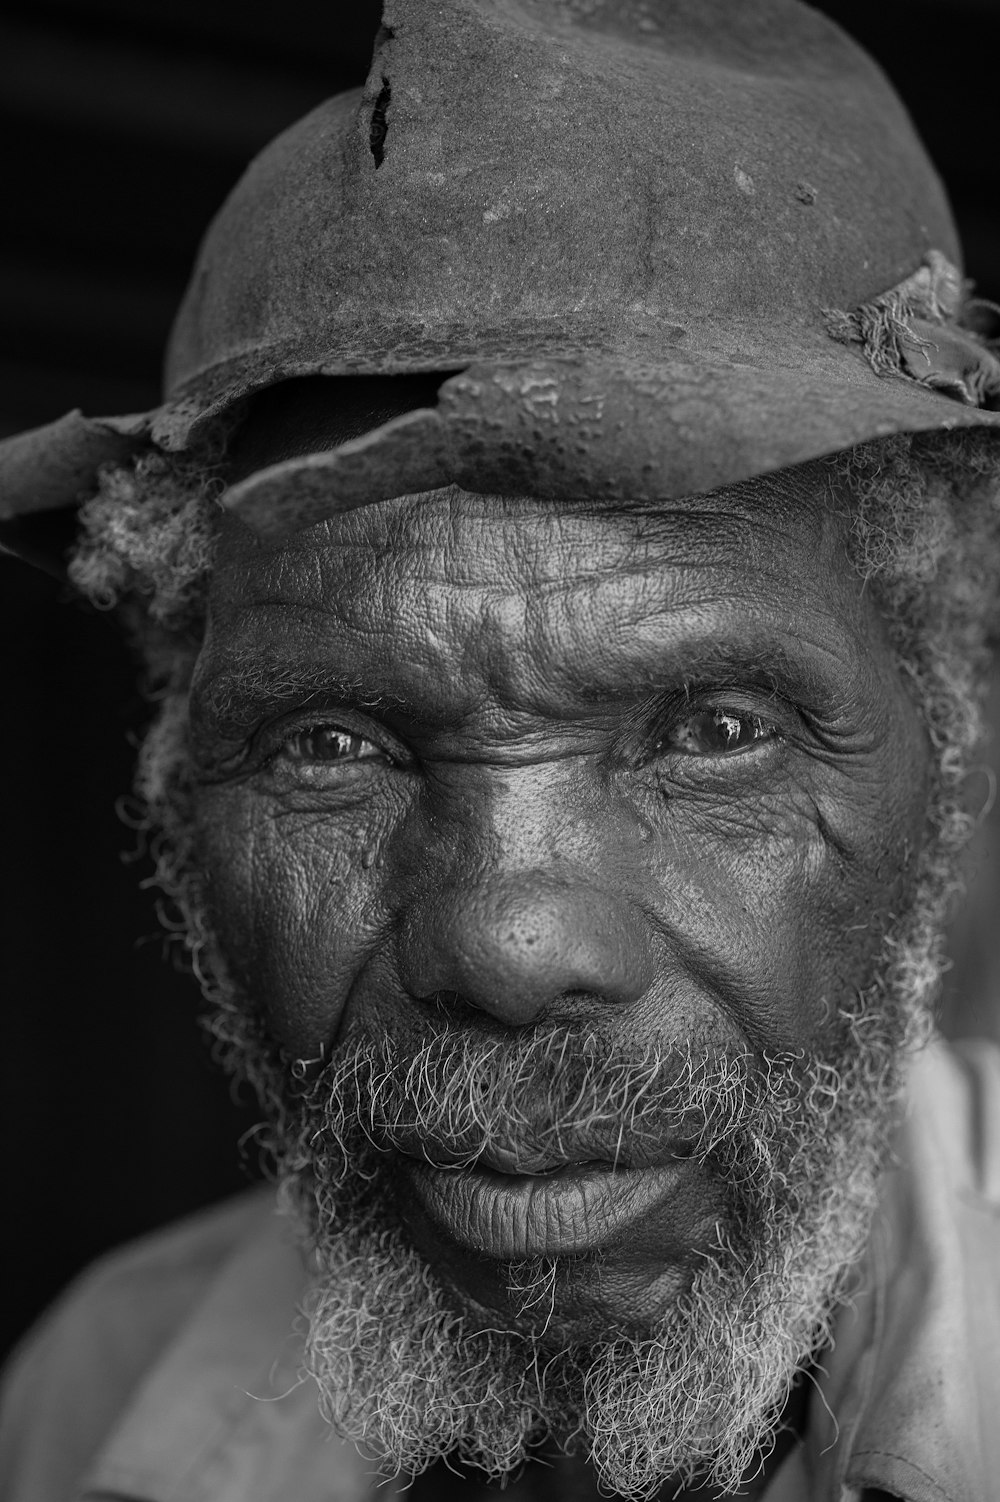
top-left (82, 1038), bottom-right (1000, 1502)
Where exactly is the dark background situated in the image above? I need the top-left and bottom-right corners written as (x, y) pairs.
top-left (2, 0), bottom-right (1000, 1361)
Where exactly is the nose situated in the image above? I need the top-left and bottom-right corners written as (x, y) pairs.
top-left (396, 870), bottom-right (656, 1027)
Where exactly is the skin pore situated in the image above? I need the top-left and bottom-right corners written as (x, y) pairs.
top-left (187, 475), bottom-right (931, 1497)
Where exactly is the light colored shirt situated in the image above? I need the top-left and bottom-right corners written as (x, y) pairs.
top-left (2, 1036), bottom-right (999, 1502)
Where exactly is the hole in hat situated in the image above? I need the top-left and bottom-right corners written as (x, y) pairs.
top-left (223, 373), bottom-right (457, 485)
top-left (370, 77), bottom-right (391, 168)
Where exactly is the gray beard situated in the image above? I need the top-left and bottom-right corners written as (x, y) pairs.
top-left (263, 989), bottom-right (924, 1499)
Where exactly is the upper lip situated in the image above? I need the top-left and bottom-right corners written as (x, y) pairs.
top-left (476, 1146), bottom-right (600, 1175)
top-left (390, 1134), bottom-right (693, 1175)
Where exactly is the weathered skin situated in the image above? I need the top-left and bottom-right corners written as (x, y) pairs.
top-left (189, 473), bottom-right (930, 1355)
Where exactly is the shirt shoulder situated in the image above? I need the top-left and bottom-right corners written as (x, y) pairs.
top-left (828, 1036), bottom-right (1000, 1502)
top-left (0, 1186), bottom-right (276, 1502)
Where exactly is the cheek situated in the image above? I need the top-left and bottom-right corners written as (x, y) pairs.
top-left (646, 759), bottom-right (929, 1056)
top-left (193, 785), bottom-right (391, 1056)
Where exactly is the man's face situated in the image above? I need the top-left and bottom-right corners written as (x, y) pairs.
top-left (189, 477), bottom-right (929, 1330)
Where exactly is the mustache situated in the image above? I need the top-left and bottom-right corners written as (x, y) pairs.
top-left (290, 1026), bottom-right (840, 1180)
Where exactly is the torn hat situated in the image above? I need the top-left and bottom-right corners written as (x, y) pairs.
top-left (3, 0), bottom-right (1000, 563)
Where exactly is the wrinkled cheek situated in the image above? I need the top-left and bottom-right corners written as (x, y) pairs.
top-left (192, 788), bottom-right (387, 1057)
top-left (657, 791), bottom-right (927, 1058)
top-left (768, 849), bottom-right (890, 1041)
top-left (758, 802), bottom-right (926, 1044)
top-left (803, 768), bottom-right (931, 993)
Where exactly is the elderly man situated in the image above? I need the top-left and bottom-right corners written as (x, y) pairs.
top-left (2, 1), bottom-right (1000, 1498)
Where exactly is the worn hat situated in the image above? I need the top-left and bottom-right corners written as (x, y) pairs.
top-left (4, 0), bottom-right (1000, 564)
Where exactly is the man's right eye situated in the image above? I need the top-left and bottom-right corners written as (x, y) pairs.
top-left (279, 724), bottom-right (385, 766)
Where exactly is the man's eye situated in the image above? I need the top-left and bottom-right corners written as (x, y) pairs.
top-left (659, 708), bottom-right (776, 756)
top-left (280, 725), bottom-right (383, 765)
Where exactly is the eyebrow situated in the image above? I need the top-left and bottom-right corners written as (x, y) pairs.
top-left (192, 607), bottom-right (861, 751)
top-left (191, 656), bottom-right (407, 740)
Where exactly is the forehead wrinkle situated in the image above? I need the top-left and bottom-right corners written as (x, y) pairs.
top-left (211, 486), bottom-right (805, 622)
top-left (479, 555), bottom-right (855, 708)
top-left (270, 493), bottom-right (758, 588)
top-left (203, 482), bottom-right (861, 730)
top-left (407, 575), bottom-right (865, 727)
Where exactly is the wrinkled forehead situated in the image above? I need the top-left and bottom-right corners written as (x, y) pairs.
top-left (208, 470), bottom-right (840, 605)
top-left (197, 475), bottom-right (870, 717)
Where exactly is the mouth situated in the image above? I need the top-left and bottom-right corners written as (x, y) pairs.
top-left (397, 1150), bottom-right (690, 1258)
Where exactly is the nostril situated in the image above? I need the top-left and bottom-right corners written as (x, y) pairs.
top-left (421, 989), bottom-right (484, 1024)
top-left (397, 875), bottom-right (656, 1026)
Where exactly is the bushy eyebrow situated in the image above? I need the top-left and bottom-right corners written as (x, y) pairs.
top-left (191, 654), bottom-right (405, 740)
top-left (191, 613), bottom-right (860, 755)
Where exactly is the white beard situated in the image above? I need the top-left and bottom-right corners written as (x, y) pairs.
top-left (278, 1007), bottom-right (918, 1499)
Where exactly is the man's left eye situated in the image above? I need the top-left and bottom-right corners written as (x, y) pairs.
top-left (658, 708), bottom-right (776, 757)
top-left (280, 725), bottom-right (383, 765)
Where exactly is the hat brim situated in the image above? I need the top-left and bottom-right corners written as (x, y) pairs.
top-left (219, 347), bottom-right (1000, 543)
top-left (3, 337), bottom-right (1000, 568)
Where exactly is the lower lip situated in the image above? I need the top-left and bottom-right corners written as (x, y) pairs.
top-left (399, 1157), bottom-right (689, 1258)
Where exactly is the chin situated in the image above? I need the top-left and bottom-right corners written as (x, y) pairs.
top-left (408, 1201), bottom-right (714, 1348)
top-left (452, 1253), bottom-right (699, 1349)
